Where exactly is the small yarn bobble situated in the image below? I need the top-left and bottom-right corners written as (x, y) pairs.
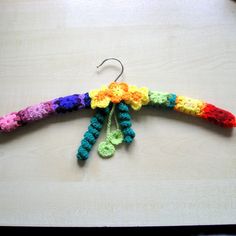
top-left (98, 104), bottom-right (124, 158)
top-left (0, 112), bottom-right (21, 133)
top-left (117, 102), bottom-right (135, 144)
top-left (77, 107), bottom-right (110, 160)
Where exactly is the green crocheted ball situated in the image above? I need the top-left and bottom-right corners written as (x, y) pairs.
top-left (98, 141), bottom-right (115, 158)
top-left (107, 129), bottom-right (124, 145)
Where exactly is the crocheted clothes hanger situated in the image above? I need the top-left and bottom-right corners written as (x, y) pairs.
top-left (0, 58), bottom-right (235, 159)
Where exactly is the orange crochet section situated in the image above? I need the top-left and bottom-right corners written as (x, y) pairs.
top-left (89, 82), bottom-right (149, 110)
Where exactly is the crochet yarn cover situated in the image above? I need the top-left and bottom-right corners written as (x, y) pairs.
top-left (0, 83), bottom-right (235, 134)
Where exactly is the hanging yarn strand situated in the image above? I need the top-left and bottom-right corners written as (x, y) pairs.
top-left (106, 103), bottom-right (116, 137)
top-left (98, 103), bottom-right (124, 158)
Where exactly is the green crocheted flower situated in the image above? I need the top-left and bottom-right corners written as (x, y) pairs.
top-left (148, 91), bottom-right (176, 109)
top-left (107, 129), bottom-right (123, 145)
top-left (98, 141), bottom-right (115, 158)
top-left (149, 91), bottom-right (168, 106)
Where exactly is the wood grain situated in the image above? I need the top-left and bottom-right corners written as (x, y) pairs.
top-left (0, 0), bottom-right (236, 226)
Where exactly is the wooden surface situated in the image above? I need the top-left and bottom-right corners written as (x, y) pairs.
top-left (0, 0), bottom-right (236, 226)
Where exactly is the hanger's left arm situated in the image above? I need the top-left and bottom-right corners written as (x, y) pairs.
top-left (0, 93), bottom-right (91, 133)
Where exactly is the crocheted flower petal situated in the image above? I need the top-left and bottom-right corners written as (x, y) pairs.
top-left (90, 100), bottom-right (97, 109)
top-left (139, 87), bottom-right (149, 104)
top-left (122, 92), bottom-right (131, 101)
top-left (108, 129), bottom-right (123, 145)
top-left (108, 82), bottom-right (118, 90)
top-left (89, 89), bottom-right (100, 98)
top-left (128, 85), bottom-right (138, 93)
top-left (100, 85), bottom-right (108, 91)
top-left (98, 141), bottom-right (115, 158)
top-left (96, 97), bottom-right (110, 108)
top-left (130, 101), bottom-right (142, 111)
top-left (110, 96), bottom-right (122, 103)
top-left (119, 82), bottom-right (129, 92)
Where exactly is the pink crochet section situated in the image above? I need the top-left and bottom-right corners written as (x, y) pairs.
top-left (18, 101), bottom-right (54, 123)
top-left (0, 112), bottom-right (21, 133)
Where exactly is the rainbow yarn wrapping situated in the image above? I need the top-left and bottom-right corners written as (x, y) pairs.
top-left (149, 91), bottom-right (236, 128)
top-left (0, 83), bottom-right (235, 135)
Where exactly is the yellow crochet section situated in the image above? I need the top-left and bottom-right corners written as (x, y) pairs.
top-left (89, 82), bottom-right (149, 110)
top-left (125, 85), bottom-right (149, 110)
top-left (174, 96), bottom-right (205, 116)
top-left (89, 85), bottom-right (110, 109)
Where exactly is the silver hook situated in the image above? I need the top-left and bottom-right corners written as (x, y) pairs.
top-left (96, 58), bottom-right (124, 82)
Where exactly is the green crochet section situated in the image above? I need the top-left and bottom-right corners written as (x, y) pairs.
top-left (98, 141), bottom-right (116, 158)
top-left (98, 104), bottom-right (124, 158)
top-left (148, 91), bottom-right (177, 109)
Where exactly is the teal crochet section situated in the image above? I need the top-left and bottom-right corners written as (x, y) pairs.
top-left (117, 102), bottom-right (135, 144)
top-left (77, 107), bottom-right (110, 160)
top-left (148, 91), bottom-right (176, 109)
top-left (77, 102), bottom-right (136, 160)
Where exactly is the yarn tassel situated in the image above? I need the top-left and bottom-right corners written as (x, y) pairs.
top-left (97, 103), bottom-right (124, 158)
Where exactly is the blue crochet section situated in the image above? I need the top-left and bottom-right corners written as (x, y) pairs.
top-left (167, 94), bottom-right (177, 109)
top-left (53, 93), bottom-right (91, 113)
top-left (83, 92), bottom-right (91, 108)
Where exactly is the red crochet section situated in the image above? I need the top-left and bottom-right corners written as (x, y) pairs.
top-left (201, 104), bottom-right (236, 128)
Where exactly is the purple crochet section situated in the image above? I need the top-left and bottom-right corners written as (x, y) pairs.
top-left (52, 93), bottom-right (90, 113)
top-left (0, 92), bottom-right (91, 133)
top-left (18, 101), bottom-right (54, 124)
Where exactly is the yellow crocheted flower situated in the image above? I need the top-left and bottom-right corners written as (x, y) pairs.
top-left (89, 85), bottom-right (110, 109)
top-left (108, 82), bottom-right (129, 103)
top-left (125, 86), bottom-right (149, 110)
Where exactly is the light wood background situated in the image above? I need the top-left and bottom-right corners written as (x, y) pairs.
top-left (0, 0), bottom-right (236, 226)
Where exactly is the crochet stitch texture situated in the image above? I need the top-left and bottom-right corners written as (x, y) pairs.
top-left (0, 83), bottom-right (235, 135)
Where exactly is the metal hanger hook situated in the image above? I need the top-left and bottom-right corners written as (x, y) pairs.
top-left (96, 58), bottom-right (124, 82)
